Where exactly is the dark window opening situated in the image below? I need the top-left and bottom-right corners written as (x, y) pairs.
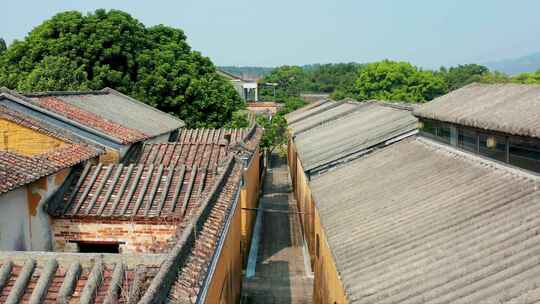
top-left (509, 137), bottom-right (540, 173)
top-left (458, 128), bottom-right (477, 152)
top-left (420, 119), bottom-right (451, 144)
top-left (77, 241), bottom-right (120, 253)
top-left (479, 133), bottom-right (507, 163)
top-left (421, 119), bottom-right (540, 174)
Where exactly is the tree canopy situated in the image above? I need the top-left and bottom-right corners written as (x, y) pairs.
top-left (346, 60), bottom-right (448, 102)
top-left (437, 64), bottom-right (489, 91)
top-left (0, 10), bottom-right (244, 128)
top-left (0, 38), bottom-right (6, 55)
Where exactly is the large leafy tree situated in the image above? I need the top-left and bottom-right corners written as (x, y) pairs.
top-left (0, 38), bottom-right (6, 55)
top-left (259, 65), bottom-right (308, 99)
top-left (350, 60), bottom-right (448, 103)
top-left (438, 64), bottom-right (489, 91)
top-left (0, 10), bottom-right (243, 128)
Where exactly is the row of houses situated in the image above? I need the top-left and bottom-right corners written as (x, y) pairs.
top-left (0, 87), bottom-right (263, 303)
top-left (287, 83), bottom-right (540, 304)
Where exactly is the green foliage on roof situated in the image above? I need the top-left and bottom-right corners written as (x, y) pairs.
top-left (0, 9), bottom-right (244, 128)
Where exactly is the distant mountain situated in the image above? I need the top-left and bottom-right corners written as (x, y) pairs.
top-left (219, 66), bottom-right (274, 80)
top-left (484, 52), bottom-right (540, 75)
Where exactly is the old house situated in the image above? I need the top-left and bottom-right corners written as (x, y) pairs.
top-left (0, 88), bottom-right (184, 163)
top-left (217, 70), bottom-right (259, 102)
top-left (291, 83), bottom-right (540, 304)
top-left (0, 155), bottom-right (244, 303)
top-left (0, 105), bottom-right (102, 251)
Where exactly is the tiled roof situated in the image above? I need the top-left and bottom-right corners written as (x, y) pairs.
top-left (31, 96), bottom-right (148, 144)
top-left (0, 252), bottom-right (162, 303)
top-left (414, 83), bottom-right (540, 139)
top-left (310, 137), bottom-right (540, 304)
top-left (0, 144), bottom-right (100, 194)
top-left (140, 156), bottom-right (243, 303)
top-left (25, 88), bottom-right (184, 141)
top-left (294, 102), bottom-right (418, 172)
top-left (133, 125), bottom-right (262, 168)
top-left (55, 163), bottom-right (215, 220)
top-left (0, 106), bottom-right (102, 193)
top-left (177, 127), bottom-right (249, 145)
top-left (135, 125), bottom-right (262, 169)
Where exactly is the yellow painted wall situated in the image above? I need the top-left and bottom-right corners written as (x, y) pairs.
top-left (99, 148), bottom-right (121, 164)
top-left (313, 206), bottom-right (349, 304)
top-left (288, 139), bottom-right (349, 304)
top-left (240, 148), bottom-right (262, 266)
top-left (0, 118), bottom-right (66, 156)
top-left (204, 192), bottom-right (243, 304)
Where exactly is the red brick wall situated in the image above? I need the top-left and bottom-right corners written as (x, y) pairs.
top-left (52, 218), bottom-right (177, 253)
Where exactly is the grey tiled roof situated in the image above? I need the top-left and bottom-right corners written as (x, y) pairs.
top-left (310, 137), bottom-right (540, 304)
top-left (25, 88), bottom-right (184, 139)
top-left (414, 83), bottom-right (540, 139)
top-left (294, 102), bottom-right (418, 172)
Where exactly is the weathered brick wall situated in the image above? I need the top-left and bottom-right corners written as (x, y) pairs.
top-left (52, 218), bottom-right (177, 253)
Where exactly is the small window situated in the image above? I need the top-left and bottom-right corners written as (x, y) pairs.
top-left (509, 137), bottom-right (540, 173)
top-left (420, 120), bottom-right (451, 144)
top-left (479, 133), bottom-right (507, 162)
top-left (77, 241), bottom-right (120, 253)
top-left (458, 128), bottom-right (477, 152)
top-left (316, 234), bottom-right (320, 259)
top-left (421, 120), bottom-right (437, 138)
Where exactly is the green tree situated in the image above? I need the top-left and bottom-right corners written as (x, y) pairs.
top-left (438, 64), bottom-right (489, 91)
top-left (350, 60), bottom-right (448, 102)
top-left (0, 38), bottom-right (6, 55)
top-left (0, 10), bottom-right (243, 128)
top-left (259, 65), bottom-right (308, 99)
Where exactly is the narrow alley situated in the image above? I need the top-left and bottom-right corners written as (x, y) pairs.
top-left (242, 152), bottom-right (314, 304)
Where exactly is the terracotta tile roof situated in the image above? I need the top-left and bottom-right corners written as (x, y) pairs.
top-left (55, 163), bottom-right (215, 221)
top-left (0, 144), bottom-right (101, 194)
top-left (0, 106), bottom-right (102, 193)
top-left (32, 96), bottom-right (148, 144)
top-left (310, 137), bottom-right (540, 304)
top-left (135, 125), bottom-right (262, 170)
top-left (139, 156), bottom-right (243, 303)
top-left (177, 127), bottom-right (248, 145)
top-left (0, 252), bottom-right (162, 303)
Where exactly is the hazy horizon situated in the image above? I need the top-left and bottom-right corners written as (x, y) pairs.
top-left (3, 0), bottom-right (540, 69)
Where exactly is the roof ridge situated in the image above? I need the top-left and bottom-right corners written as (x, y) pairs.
top-left (22, 90), bottom-right (107, 97)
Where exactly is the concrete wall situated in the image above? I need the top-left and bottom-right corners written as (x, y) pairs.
top-left (240, 149), bottom-right (262, 266)
top-left (52, 218), bottom-right (177, 253)
top-left (0, 118), bottom-right (66, 156)
top-left (0, 169), bottom-right (70, 251)
top-left (205, 188), bottom-right (243, 304)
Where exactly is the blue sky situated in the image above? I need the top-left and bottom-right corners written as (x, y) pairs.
top-left (2, 0), bottom-right (540, 68)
